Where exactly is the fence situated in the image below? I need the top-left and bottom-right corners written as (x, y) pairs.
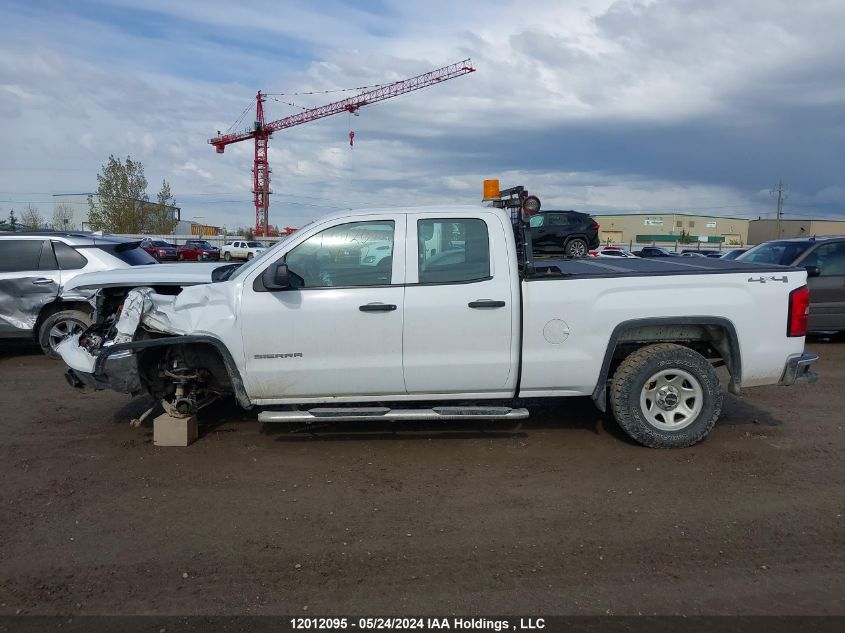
top-left (115, 234), bottom-right (289, 248)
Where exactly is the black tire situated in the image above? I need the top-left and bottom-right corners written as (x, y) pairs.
top-left (565, 238), bottom-right (588, 258)
top-left (38, 309), bottom-right (92, 360)
top-left (224, 252), bottom-right (232, 261)
top-left (178, 252), bottom-right (185, 261)
top-left (609, 343), bottom-right (722, 448)
top-left (247, 252), bottom-right (254, 260)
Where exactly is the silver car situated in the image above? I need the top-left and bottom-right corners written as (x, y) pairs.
top-left (0, 232), bottom-right (157, 357)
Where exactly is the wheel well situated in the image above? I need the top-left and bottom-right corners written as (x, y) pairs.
top-left (33, 300), bottom-right (93, 339)
top-left (564, 234), bottom-right (588, 244)
top-left (130, 338), bottom-right (250, 408)
top-left (592, 319), bottom-right (742, 411)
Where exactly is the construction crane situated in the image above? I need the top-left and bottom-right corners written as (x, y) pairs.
top-left (209, 59), bottom-right (476, 236)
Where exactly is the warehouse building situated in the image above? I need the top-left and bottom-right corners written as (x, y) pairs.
top-left (593, 213), bottom-right (750, 247)
top-left (747, 219), bottom-right (845, 244)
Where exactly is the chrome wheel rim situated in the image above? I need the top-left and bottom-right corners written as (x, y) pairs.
top-left (569, 241), bottom-right (586, 257)
top-left (48, 319), bottom-right (85, 351)
top-left (639, 368), bottom-right (703, 431)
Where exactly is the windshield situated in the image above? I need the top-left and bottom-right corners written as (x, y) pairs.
top-left (228, 230), bottom-right (304, 281)
top-left (191, 241), bottom-right (214, 249)
top-left (151, 241), bottom-right (172, 247)
top-left (721, 249), bottom-right (746, 260)
top-left (738, 241), bottom-right (809, 266)
top-left (93, 244), bottom-right (158, 265)
top-left (247, 241), bottom-right (264, 248)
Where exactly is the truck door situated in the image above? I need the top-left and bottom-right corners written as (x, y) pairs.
top-left (239, 217), bottom-right (406, 401)
top-left (798, 241), bottom-right (845, 330)
top-left (402, 213), bottom-right (518, 395)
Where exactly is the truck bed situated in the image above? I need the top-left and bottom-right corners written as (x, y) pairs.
top-left (529, 256), bottom-right (799, 279)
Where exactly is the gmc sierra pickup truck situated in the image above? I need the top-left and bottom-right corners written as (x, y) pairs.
top-left (57, 186), bottom-right (818, 448)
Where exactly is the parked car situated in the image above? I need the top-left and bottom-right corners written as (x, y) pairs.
top-left (634, 246), bottom-right (679, 257)
top-left (221, 240), bottom-right (266, 261)
top-left (681, 248), bottom-right (722, 258)
top-left (528, 210), bottom-right (600, 257)
top-left (358, 240), bottom-right (393, 266)
top-left (178, 239), bottom-right (221, 261)
top-left (140, 238), bottom-right (179, 261)
top-left (738, 236), bottom-right (845, 331)
top-left (0, 232), bottom-right (157, 357)
top-left (58, 201), bottom-right (817, 449)
top-left (590, 246), bottom-right (638, 258)
top-left (720, 248), bottom-right (749, 260)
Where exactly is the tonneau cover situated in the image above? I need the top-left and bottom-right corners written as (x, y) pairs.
top-left (529, 256), bottom-right (802, 279)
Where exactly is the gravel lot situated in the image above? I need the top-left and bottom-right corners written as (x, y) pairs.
top-left (0, 338), bottom-right (843, 616)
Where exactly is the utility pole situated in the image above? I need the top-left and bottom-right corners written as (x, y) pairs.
top-left (772, 180), bottom-right (787, 238)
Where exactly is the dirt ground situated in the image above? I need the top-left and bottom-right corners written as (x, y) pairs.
top-left (0, 339), bottom-right (842, 616)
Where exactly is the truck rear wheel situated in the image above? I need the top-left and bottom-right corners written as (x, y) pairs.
top-left (609, 343), bottom-right (722, 448)
top-left (224, 252), bottom-right (231, 261)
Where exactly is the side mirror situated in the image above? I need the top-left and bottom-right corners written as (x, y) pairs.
top-left (805, 265), bottom-right (821, 278)
top-left (262, 262), bottom-right (291, 290)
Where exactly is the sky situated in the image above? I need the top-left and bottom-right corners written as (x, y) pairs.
top-left (1, 0), bottom-right (844, 231)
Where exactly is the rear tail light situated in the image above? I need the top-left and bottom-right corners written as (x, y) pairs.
top-left (787, 285), bottom-right (810, 337)
top-left (592, 223), bottom-right (600, 231)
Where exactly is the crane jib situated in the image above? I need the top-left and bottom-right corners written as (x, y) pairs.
top-left (208, 59), bottom-right (475, 236)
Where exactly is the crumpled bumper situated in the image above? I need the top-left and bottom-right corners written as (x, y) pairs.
top-left (60, 335), bottom-right (143, 395)
top-left (778, 352), bottom-right (819, 386)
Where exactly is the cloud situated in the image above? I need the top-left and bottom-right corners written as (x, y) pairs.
top-left (0, 0), bottom-right (843, 230)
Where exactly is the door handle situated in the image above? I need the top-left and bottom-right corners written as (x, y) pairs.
top-left (31, 278), bottom-right (55, 285)
top-left (468, 300), bottom-right (506, 309)
top-left (359, 303), bottom-right (397, 312)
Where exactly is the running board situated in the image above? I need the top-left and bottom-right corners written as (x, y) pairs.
top-left (257, 406), bottom-right (529, 424)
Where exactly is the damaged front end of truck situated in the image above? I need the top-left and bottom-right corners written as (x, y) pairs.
top-left (59, 272), bottom-right (250, 417)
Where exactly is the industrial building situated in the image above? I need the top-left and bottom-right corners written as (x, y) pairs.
top-left (747, 219), bottom-right (845, 244)
top-left (593, 213), bottom-right (750, 246)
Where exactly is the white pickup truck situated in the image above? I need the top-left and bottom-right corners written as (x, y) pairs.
top-left (58, 188), bottom-right (818, 448)
top-left (221, 240), bottom-right (266, 261)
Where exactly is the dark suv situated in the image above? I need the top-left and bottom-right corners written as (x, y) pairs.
top-left (738, 236), bottom-right (845, 331)
top-left (529, 210), bottom-right (600, 257)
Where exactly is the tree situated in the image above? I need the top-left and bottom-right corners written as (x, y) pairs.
top-left (52, 203), bottom-right (75, 231)
top-left (0, 210), bottom-right (18, 232)
top-left (232, 226), bottom-right (255, 240)
top-left (138, 179), bottom-right (180, 234)
top-left (88, 155), bottom-right (149, 233)
top-left (20, 204), bottom-right (44, 230)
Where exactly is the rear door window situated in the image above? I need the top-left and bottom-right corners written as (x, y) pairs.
top-left (418, 219), bottom-right (490, 284)
top-left (0, 240), bottom-right (45, 272)
top-left (548, 214), bottom-right (576, 226)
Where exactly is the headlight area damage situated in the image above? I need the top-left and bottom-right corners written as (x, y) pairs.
top-left (59, 284), bottom-right (247, 418)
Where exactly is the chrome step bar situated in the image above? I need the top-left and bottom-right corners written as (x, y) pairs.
top-left (258, 406), bottom-right (529, 424)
